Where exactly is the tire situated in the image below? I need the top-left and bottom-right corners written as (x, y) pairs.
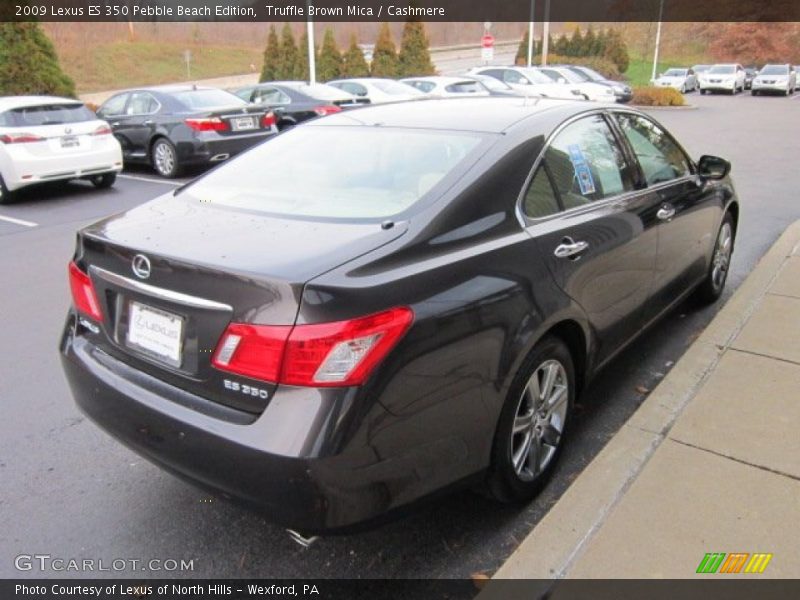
top-left (680, 84), bottom-right (686, 94)
top-left (150, 138), bottom-right (181, 178)
top-left (0, 174), bottom-right (15, 205)
top-left (700, 89), bottom-right (706, 95)
top-left (694, 212), bottom-right (735, 305)
top-left (752, 90), bottom-right (758, 96)
top-left (486, 335), bottom-right (575, 503)
top-left (90, 172), bottom-right (117, 189)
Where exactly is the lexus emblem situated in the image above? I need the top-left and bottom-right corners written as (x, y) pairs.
top-left (131, 254), bottom-right (151, 279)
top-left (65, 127), bottom-right (72, 134)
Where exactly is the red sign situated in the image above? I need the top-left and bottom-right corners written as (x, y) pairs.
top-left (481, 34), bottom-right (495, 49)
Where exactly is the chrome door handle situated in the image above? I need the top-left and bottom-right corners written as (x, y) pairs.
top-left (554, 238), bottom-right (589, 259)
top-left (110, 122), bottom-right (120, 127)
top-left (143, 120), bottom-right (154, 126)
top-left (657, 206), bottom-right (676, 220)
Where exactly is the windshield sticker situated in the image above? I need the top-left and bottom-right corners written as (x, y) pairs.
top-left (567, 144), bottom-right (596, 195)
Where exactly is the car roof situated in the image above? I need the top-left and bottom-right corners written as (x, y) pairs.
top-left (111, 85), bottom-right (220, 95)
top-left (402, 76), bottom-right (478, 84)
top-left (310, 96), bottom-right (592, 134)
top-left (0, 96), bottom-right (85, 110)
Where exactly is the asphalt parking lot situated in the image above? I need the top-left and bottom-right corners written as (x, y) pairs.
top-left (1, 91), bottom-right (798, 579)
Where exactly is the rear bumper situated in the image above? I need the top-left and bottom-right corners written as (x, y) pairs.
top-left (176, 131), bottom-right (273, 166)
top-left (59, 313), bottom-right (467, 533)
top-left (2, 144), bottom-right (122, 191)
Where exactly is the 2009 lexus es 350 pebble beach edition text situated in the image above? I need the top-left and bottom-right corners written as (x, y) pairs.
top-left (60, 98), bottom-right (738, 534)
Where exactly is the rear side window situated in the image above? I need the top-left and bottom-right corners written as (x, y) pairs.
top-left (445, 81), bottom-right (483, 94)
top-left (1, 103), bottom-right (95, 127)
top-left (614, 113), bottom-right (691, 186)
top-left (543, 115), bottom-right (631, 209)
top-left (127, 92), bottom-right (159, 115)
top-left (253, 87), bottom-right (291, 105)
top-left (408, 81), bottom-right (435, 93)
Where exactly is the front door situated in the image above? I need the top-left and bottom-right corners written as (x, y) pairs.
top-left (522, 113), bottom-right (662, 365)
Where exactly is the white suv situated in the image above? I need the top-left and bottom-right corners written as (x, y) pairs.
top-left (751, 64), bottom-right (797, 96)
top-left (0, 96), bottom-right (122, 203)
top-left (699, 64), bottom-right (746, 95)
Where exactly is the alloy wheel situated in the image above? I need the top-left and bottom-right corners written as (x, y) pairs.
top-left (510, 359), bottom-right (568, 482)
top-left (153, 141), bottom-right (176, 176)
top-left (711, 222), bottom-right (733, 290)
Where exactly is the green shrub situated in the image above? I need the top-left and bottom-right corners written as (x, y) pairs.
top-left (398, 19), bottom-right (435, 77)
top-left (371, 23), bottom-right (399, 77)
top-left (317, 28), bottom-right (342, 81)
top-left (630, 86), bottom-right (686, 106)
top-left (259, 25), bottom-right (280, 83)
top-left (341, 34), bottom-right (370, 78)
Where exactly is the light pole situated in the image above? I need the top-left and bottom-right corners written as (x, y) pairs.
top-left (541, 0), bottom-right (551, 66)
top-left (306, 2), bottom-right (316, 84)
top-left (527, 0), bottom-right (536, 67)
top-left (651, 0), bottom-right (665, 83)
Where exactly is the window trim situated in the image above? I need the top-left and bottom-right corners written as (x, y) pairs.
top-left (516, 109), bottom-right (639, 224)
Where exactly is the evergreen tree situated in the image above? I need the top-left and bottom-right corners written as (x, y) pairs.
top-left (259, 25), bottom-right (280, 82)
top-left (317, 28), bottom-right (343, 81)
top-left (568, 26), bottom-right (584, 57)
top-left (398, 19), bottom-right (435, 77)
top-left (0, 22), bottom-right (75, 96)
top-left (553, 34), bottom-right (570, 56)
top-left (295, 30), bottom-right (313, 81)
top-left (516, 29), bottom-right (537, 65)
top-left (276, 23), bottom-right (300, 80)
top-left (371, 23), bottom-right (399, 77)
top-left (584, 27), bottom-right (598, 57)
top-left (341, 34), bottom-right (370, 78)
top-left (603, 29), bottom-right (630, 73)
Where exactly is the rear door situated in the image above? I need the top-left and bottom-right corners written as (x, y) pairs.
top-left (611, 111), bottom-right (717, 324)
top-left (522, 112), bottom-right (662, 365)
top-left (116, 91), bottom-right (161, 156)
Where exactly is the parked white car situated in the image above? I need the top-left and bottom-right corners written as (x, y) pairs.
top-left (536, 66), bottom-right (618, 101)
top-left (653, 68), bottom-right (698, 93)
top-left (400, 76), bottom-right (491, 98)
top-left (469, 66), bottom-right (583, 100)
top-left (0, 96), bottom-right (122, 204)
top-left (327, 78), bottom-right (423, 104)
top-left (698, 64), bottom-right (746, 95)
top-left (751, 64), bottom-right (797, 96)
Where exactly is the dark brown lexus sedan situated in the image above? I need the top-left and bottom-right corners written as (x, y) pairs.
top-left (60, 98), bottom-right (738, 535)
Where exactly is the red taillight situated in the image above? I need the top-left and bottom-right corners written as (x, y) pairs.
top-left (261, 111), bottom-right (276, 128)
top-left (185, 117), bottom-right (228, 132)
top-left (212, 307), bottom-right (413, 387)
top-left (313, 105), bottom-right (342, 117)
top-left (0, 132), bottom-right (44, 144)
top-left (92, 125), bottom-right (113, 136)
top-left (68, 262), bottom-right (103, 321)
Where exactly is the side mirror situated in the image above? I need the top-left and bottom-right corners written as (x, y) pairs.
top-left (698, 155), bottom-right (731, 180)
top-left (558, 77), bottom-right (568, 84)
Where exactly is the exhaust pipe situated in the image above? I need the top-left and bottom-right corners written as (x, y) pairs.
top-left (210, 153), bottom-right (230, 162)
top-left (286, 529), bottom-right (319, 548)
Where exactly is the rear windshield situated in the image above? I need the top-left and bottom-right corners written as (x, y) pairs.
top-left (183, 126), bottom-right (484, 219)
top-left (172, 89), bottom-right (247, 109)
top-left (760, 65), bottom-right (788, 75)
top-left (0, 103), bottom-right (95, 127)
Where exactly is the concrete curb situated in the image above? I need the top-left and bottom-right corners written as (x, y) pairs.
top-left (635, 104), bottom-right (699, 111)
top-left (489, 219), bottom-right (800, 581)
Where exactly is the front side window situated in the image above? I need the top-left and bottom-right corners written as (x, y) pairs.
top-left (127, 93), bottom-right (159, 116)
top-left (614, 113), bottom-right (691, 186)
top-left (100, 94), bottom-right (128, 116)
top-left (543, 115), bottom-right (631, 209)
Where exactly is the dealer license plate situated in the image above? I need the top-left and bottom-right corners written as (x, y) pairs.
top-left (126, 301), bottom-right (183, 364)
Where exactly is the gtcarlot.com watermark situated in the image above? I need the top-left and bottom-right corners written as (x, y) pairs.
top-left (14, 553), bottom-right (195, 573)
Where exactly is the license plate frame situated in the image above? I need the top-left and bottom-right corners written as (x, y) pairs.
top-left (231, 116), bottom-right (257, 131)
top-left (126, 301), bottom-right (184, 367)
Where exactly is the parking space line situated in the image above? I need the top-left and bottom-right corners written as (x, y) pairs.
top-left (0, 214), bottom-right (38, 228)
top-left (119, 174), bottom-right (183, 186)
